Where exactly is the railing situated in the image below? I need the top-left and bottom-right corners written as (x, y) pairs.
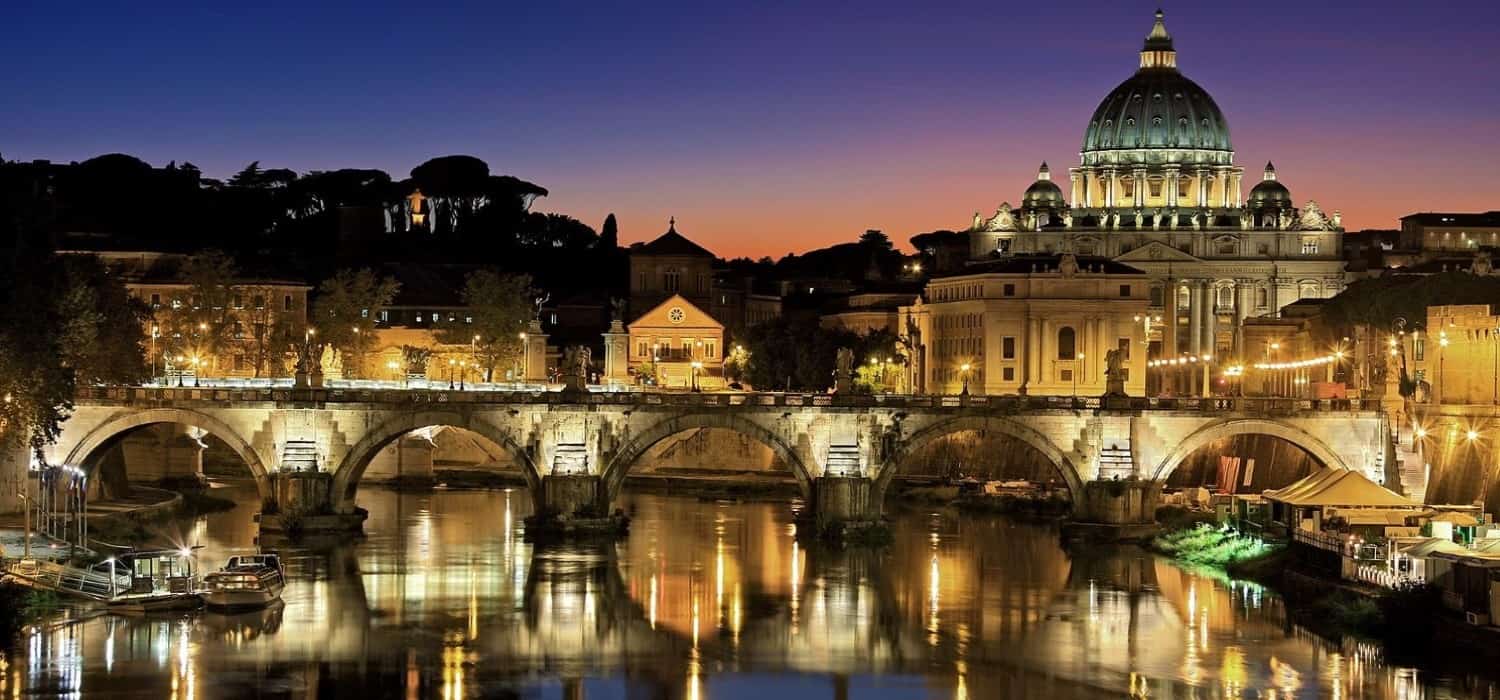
top-left (3, 559), bottom-right (122, 601)
top-left (73, 385), bottom-right (1373, 414)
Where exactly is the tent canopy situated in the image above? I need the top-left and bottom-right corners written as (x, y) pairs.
top-left (1264, 469), bottom-right (1419, 509)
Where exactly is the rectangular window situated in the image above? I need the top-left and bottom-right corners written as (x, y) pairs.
top-left (706, 340), bottom-right (717, 359)
top-left (360, 308), bottom-right (369, 318)
top-left (283, 295), bottom-right (293, 311)
top-left (379, 310), bottom-right (389, 322)
top-left (232, 294), bottom-right (243, 309)
top-left (1002, 336), bottom-right (1016, 360)
top-left (1060, 369), bottom-right (1074, 382)
top-left (1302, 239), bottom-right (1319, 255)
top-left (638, 271), bottom-right (649, 291)
top-left (1003, 284), bottom-right (1016, 297)
top-left (1002, 367), bottom-right (1015, 382)
top-left (638, 341), bottom-right (648, 357)
top-left (664, 270), bottom-right (681, 293)
top-left (1415, 338), bottom-right (1425, 361)
top-left (150, 293), bottom-right (161, 307)
top-left (1119, 284), bottom-right (1131, 297)
top-left (1258, 243), bottom-right (1270, 255)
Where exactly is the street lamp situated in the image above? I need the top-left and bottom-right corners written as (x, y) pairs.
top-left (448, 358), bottom-right (457, 390)
top-left (1073, 352), bottom-right (1084, 399)
top-left (690, 360), bottom-right (703, 392)
top-left (1439, 331), bottom-right (1450, 403)
top-left (150, 325), bottom-right (160, 382)
top-left (191, 356), bottom-right (201, 387)
top-left (959, 363), bottom-right (971, 396)
top-left (472, 334), bottom-right (482, 383)
top-left (458, 360), bottom-right (467, 391)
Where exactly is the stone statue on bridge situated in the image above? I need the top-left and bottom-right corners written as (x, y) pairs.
top-left (834, 347), bottom-right (854, 394)
top-left (561, 345), bottom-right (591, 393)
top-left (1103, 348), bottom-right (1128, 398)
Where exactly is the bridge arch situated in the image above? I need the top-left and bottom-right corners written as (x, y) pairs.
top-left (331, 409), bottom-right (542, 511)
top-left (602, 413), bottom-right (811, 501)
top-left (63, 407), bottom-right (273, 500)
top-left (878, 415), bottom-right (1085, 501)
top-left (1152, 418), bottom-right (1350, 482)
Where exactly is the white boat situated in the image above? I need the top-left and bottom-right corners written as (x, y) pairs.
top-left (105, 549), bottom-right (204, 613)
top-left (202, 554), bottom-right (285, 611)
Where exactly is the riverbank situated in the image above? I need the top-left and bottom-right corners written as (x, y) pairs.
top-left (1147, 520), bottom-right (1487, 658)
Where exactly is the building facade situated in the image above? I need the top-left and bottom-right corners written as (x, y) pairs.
top-left (900, 254), bottom-right (1149, 396)
top-left (628, 219), bottom-right (716, 320)
top-left (963, 11), bottom-right (1345, 362)
top-left (627, 294), bottom-right (725, 390)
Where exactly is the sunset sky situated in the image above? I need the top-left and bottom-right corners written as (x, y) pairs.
top-left (6, 1), bottom-right (1498, 258)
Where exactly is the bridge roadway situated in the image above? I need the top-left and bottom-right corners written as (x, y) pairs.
top-left (48, 386), bottom-right (1392, 530)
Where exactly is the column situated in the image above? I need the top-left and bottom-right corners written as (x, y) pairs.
top-left (1203, 285), bottom-right (1218, 357)
top-left (1188, 281), bottom-right (1203, 356)
top-left (523, 320), bottom-right (549, 382)
top-left (1020, 312), bottom-right (1031, 391)
top-left (1267, 279), bottom-right (1281, 318)
top-left (1164, 278), bottom-right (1179, 358)
top-left (1031, 317), bottom-right (1044, 391)
top-left (1070, 171), bottom-right (1083, 208)
top-left (1196, 168), bottom-right (1208, 207)
top-left (1105, 169), bottom-right (1117, 208)
top-left (1235, 281), bottom-right (1252, 357)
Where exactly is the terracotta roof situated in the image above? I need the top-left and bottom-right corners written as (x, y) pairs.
top-left (633, 221), bottom-right (717, 258)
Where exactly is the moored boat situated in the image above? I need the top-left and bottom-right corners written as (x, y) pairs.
top-left (203, 554), bottom-right (285, 611)
top-left (104, 549), bottom-right (203, 613)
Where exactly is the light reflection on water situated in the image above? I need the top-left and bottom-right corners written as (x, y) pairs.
top-left (1, 487), bottom-right (1494, 698)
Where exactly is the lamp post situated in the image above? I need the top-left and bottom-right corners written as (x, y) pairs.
top-left (458, 360), bottom-right (467, 391)
top-left (1438, 330), bottom-right (1450, 404)
top-left (959, 363), bottom-right (971, 396)
top-left (690, 360), bottom-right (703, 392)
top-left (1073, 352), bottom-right (1084, 399)
top-left (191, 356), bottom-right (201, 387)
top-left (472, 334), bottom-right (482, 383)
top-left (352, 326), bottom-right (362, 380)
top-left (448, 358), bottom-right (457, 390)
top-left (150, 325), bottom-right (160, 383)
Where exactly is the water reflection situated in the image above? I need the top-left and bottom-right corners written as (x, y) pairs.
top-left (3, 488), bottom-right (1497, 697)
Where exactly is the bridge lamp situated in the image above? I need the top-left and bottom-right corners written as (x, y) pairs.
top-left (1467, 429), bottom-right (1480, 442)
top-left (1414, 427), bottom-right (1427, 439)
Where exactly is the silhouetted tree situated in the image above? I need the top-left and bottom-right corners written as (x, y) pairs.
top-left (312, 269), bottom-right (401, 377)
top-left (438, 270), bottom-right (533, 381)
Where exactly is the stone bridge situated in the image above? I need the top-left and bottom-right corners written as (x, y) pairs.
top-left (45, 386), bottom-right (1392, 531)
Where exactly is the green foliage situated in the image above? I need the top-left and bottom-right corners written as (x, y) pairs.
top-left (743, 318), bottom-right (903, 392)
top-left (0, 243), bottom-right (148, 456)
top-left (437, 270), bottom-right (533, 381)
top-left (313, 268), bottom-right (400, 376)
top-left (1316, 271), bottom-right (1500, 345)
top-left (401, 345), bottom-right (433, 376)
top-left (1152, 524), bottom-right (1280, 568)
top-left (155, 250), bottom-right (239, 372)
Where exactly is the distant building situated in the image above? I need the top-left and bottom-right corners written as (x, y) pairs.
top-left (899, 254), bottom-right (1149, 396)
top-left (59, 250), bottom-right (311, 380)
top-left (1400, 212), bottom-right (1500, 254)
top-left (627, 294), bottom-right (724, 390)
top-left (1415, 304), bottom-right (1500, 406)
top-left (628, 219), bottom-right (716, 320)
top-left (821, 288), bottom-right (921, 336)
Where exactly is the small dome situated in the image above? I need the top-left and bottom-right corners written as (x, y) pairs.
top-left (1247, 162), bottom-right (1292, 208)
top-left (1023, 162), bottom-right (1066, 207)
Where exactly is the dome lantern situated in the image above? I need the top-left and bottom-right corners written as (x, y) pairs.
top-left (1140, 9), bottom-right (1177, 70)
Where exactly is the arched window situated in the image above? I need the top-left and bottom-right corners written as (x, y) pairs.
top-left (1216, 285), bottom-right (1234, 308)
top-left (1057, 326), bottom-right (1077, 360)
top-left (1298, 281), bottom-right (1320, 300)
top-left (1256, 287), bottom-right (1269, 309)
top-left (1178, 285), bottom-right (1191, 309)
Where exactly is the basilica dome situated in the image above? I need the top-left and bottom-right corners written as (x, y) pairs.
top-left (1079, 11), bottom-right (1232, 162)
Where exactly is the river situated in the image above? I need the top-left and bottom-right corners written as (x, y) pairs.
top-left (2, 485), bottom-right (1496, 698)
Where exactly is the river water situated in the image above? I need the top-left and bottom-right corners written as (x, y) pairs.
top-left (3, 485), bottom-right (1496, 698)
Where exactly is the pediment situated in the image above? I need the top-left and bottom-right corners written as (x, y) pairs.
top-left (628, 294), bottom-right (723, 330)
top-left (1114, 241), bottom-right (1203, 264)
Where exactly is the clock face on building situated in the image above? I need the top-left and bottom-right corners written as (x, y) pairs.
top-left (668, 307), bottom-right (686, 324)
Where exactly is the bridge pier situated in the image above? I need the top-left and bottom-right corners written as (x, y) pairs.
top-left (1064, 479), bottom-right (1163, 541)
top-left (528, 473), bottom-right (628, 537)
top-left (257, 471), bottom-right (366, 533)
top-left (801, 475), bottom-right (885, 539)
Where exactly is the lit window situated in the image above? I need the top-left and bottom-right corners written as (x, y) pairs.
top-left (1302, 239), bottom-right (1319, 255)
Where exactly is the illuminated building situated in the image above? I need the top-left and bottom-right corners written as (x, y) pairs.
top-left (961, 11), bottom-right (1346, 360)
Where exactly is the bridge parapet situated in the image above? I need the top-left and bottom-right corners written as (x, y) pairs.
top-left (73, 385), bottom-right (1375, 416)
